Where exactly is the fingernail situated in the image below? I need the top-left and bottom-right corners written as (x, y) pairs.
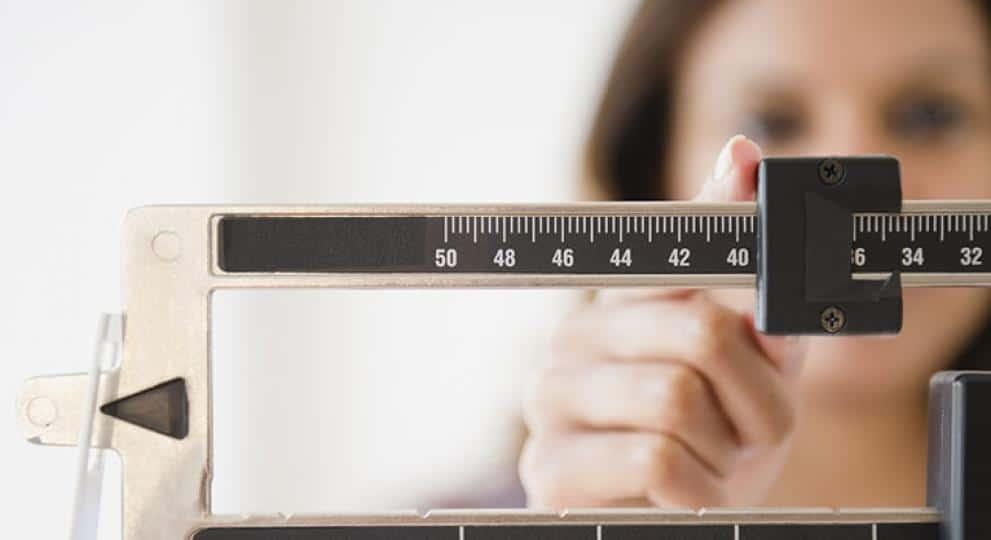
top-left (712, 135), bottom-right (743, 181)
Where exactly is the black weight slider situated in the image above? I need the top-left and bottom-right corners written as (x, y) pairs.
top-left (755, 157), bottom-right (903, 334)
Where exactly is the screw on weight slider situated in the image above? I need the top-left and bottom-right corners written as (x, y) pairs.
top-left (756, 156), bottom-right (902, 334)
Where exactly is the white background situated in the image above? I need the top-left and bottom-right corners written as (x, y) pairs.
top-left (1, 1), bottom-right (635, 537)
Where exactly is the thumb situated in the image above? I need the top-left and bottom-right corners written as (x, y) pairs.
top-left (697, 134), bottom-right (763, 202)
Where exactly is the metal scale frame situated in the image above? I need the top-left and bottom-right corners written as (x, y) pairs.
top-left (16, 157), bottom-right (991, 539)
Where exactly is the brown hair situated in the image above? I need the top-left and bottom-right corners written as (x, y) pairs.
top-left (584, 0), bottom-right (719, 201)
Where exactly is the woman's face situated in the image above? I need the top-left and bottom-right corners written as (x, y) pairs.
top-left (667, 0), bottom-right (991, 406)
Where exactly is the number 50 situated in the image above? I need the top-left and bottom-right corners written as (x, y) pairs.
top-left (434, 248), bottom-right (457, 268)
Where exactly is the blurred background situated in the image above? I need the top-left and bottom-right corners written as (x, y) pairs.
top-left (1, 1), bottom-right (637, 538)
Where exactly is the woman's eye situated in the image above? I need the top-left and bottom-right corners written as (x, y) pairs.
top-left (739, 110), bottom-right (803, 145)
top-left (888, 96), bottom-right (966, 140)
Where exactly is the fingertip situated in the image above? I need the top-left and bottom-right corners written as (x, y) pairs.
top-left (700, 135), bottom-right (764, 202)
top-left (730, 134), bottom-right (762, 167)
top-left (712, 135), bottom-right (759, 179)
top-left (724, 135), bottom-right (763, 201)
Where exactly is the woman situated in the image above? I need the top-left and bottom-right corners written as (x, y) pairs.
top-left (521, 0), bottom-right (991, 509)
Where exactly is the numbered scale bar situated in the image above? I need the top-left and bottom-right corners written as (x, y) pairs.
top-left (216, 202), bottom-right (991, 286)
top-left (194, 523), bottom-right (937, 540)
top-left (191, 509), bottom-right (941, 540)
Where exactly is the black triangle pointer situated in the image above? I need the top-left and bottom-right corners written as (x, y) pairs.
top-left (100, 378), bottom-right (189, 439)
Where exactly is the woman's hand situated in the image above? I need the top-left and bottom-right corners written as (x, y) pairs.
top-left (520, 135), bottom-right (808, 509)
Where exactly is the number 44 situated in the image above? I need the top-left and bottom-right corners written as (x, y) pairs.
top-left (610, 248), bottom-right (632, 267)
